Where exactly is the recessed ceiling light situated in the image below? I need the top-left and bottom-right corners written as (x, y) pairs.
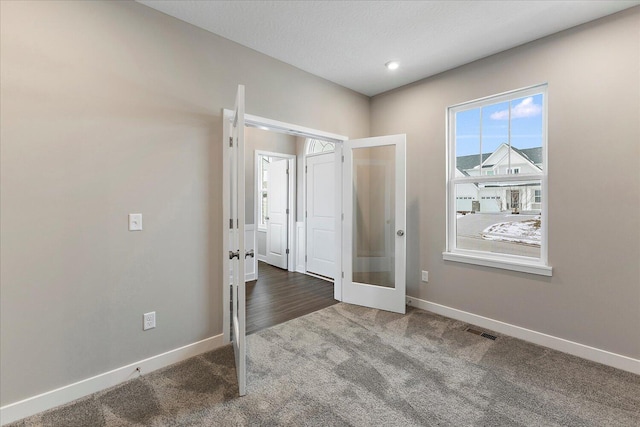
top-left (385, 61), bottom-right (399, 70)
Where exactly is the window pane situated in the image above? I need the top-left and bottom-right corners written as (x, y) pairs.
top-left (455, 108), bottom-right (481, 176)
top-left (455, 180), bottom-right (542, 259)
top-left (261, 192), bottom-right (268, 225)
top-left (510, 93), bottom-right (544, 172)
top-left (308, 139), bottom-right (335, 154)
top-left (481, 101), bottom-right (510, 175)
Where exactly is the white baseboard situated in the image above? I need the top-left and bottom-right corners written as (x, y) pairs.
top-left (245, 273), bottom-right (256, 282)
top-left (0, 334), bottom-right (224, 426)
top-left (406, 296), bottom-right (640, 375)
top-left (257, 255), bottom-right (267, 263)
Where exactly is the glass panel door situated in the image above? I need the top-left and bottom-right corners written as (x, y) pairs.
top-left (343, 134), bottom-right (406, 314)
top-left (352, 145), bottom-right (396, 288)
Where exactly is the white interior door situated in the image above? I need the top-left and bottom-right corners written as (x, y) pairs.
top-left (228, 85), bottom-right (246, 395)
top-left (265, 159), bottom-right (288, 269)
top-left (306, 153), bottom-right (335, 279)
top-left (342, 134), bottom-right (406, 314)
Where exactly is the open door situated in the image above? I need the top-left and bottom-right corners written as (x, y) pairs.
top-left (265, 158), bottom-right (288, 269)
top-left (342, 134), bottom-right (406, 314)
top-left (225, 85), bottom-right (247, 396)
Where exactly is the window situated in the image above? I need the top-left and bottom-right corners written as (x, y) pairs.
top-left (306, 139), bottom-right (335, 155)
top-left (444, 84), bottom-right (551, 276)
top-left (258, 156), bottom-right (271, 229)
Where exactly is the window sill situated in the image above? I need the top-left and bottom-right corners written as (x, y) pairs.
top-left (442, 251), bottom-right (552, 276)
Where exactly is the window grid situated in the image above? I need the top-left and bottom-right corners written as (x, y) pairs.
top-left (445, 84), bottom-right (549, 273)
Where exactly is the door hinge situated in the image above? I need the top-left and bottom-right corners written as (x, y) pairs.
top-left (229, 137), bottom-right (233, 147)
top-left (341, 155), bottom-right (344, 163)
top-left (286, 168), bottom-right (289, 175)
top-left (305, 211), bottom-right (308, 218)
top-left (286, 249), bottom-right (290, 255)
top-left (286, 208), bottom-right (290, 214)
top-left (341, 272), bottom-right (344, 278)
top-left (341, 213), bottom-right (344, 221)
top-left (229, 218), bottom-right (233, 229)
top-left (305, 255), bottom-right (307, 262)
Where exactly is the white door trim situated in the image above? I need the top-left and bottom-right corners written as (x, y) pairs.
top-left (255, 150), bottom-right (296, 273)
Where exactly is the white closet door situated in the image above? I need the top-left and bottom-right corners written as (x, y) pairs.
top-left (265, 159), bottom-right (288, 269)
top-left (306, 153), bottom-right (335, 279)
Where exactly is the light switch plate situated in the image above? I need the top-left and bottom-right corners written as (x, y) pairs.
top-left (421, 270), bottom-right (429, 282)
top-left (129, 214), bottom-right (142, 231)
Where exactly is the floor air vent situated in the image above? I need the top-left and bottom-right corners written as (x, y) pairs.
top-left (466, 328), bottom-right (497, 341)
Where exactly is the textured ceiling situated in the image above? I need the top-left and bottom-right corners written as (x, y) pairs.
top-left (137, 1), bottom-right (638, 96)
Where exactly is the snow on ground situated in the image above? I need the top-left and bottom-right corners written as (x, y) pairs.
top-left (481, 217), bottom-right (541, 246)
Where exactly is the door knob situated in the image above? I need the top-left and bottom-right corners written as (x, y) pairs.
top-left (229, 250), bottom-right (240, 260)
top-left (245, 249), bottom-right (255, 258)
top-left (397, 230), bottom-right (405, 237)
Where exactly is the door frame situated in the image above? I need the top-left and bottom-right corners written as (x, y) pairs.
top-left (222, 109), bottom-right (347, 344)
top-left (254, 150), bottom-right (296, 276)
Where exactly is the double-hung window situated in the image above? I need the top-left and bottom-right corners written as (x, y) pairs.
top-left (444, 84), bottom-right (551, 276)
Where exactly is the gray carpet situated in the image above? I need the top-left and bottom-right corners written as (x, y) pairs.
top-left (8, 303), bottom-right (640, 426)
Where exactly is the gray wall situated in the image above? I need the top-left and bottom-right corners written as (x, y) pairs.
top-left (370, 8), bottom-right (640, 359)
top-left (0, 0), bottom-right (369, 405)
top-left (2, 0), bottom-right (638, 410)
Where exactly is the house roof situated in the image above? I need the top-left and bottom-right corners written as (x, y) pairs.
top-left (457, 147), bottom-right (542, 172)
top-left (456, 153), bottom-right (491, 171)
top-left (512, 147), bottom-right (543, 165)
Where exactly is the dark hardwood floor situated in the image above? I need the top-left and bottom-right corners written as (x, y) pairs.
top-left (246, 261), bottom-right (337, 335)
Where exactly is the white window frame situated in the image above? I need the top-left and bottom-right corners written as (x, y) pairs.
top-left (306, 138), bottom-right (335, 156)
top-left (443, 84), bottom-right (551, 276)
top-left (257, 155), bottom-right (271, 231)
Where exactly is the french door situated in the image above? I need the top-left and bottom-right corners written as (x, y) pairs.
top-left (223, 86), bottom-right (406, 399)
top-left (225, 85), bottom-right (246, 396)
top-left (342, 135), bottom-right (406, 314)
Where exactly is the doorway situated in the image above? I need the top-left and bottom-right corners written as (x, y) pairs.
top-left (223, 99), bottom-right (407, 381)
top-left (252, 145), bottom-right (296, 279)
top-left (223, 92), bottom-right (407, 396)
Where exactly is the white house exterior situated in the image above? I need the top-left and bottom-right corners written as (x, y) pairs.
top-left (456, 144), bottom-right (542, 213)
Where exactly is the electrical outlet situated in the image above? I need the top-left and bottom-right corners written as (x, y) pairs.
top-left (129, 213), bottom-right (143, 231)
top-left (421, 270), bottom-right (429, 282)
top-left (143, 312), bottom-right (156, 330)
